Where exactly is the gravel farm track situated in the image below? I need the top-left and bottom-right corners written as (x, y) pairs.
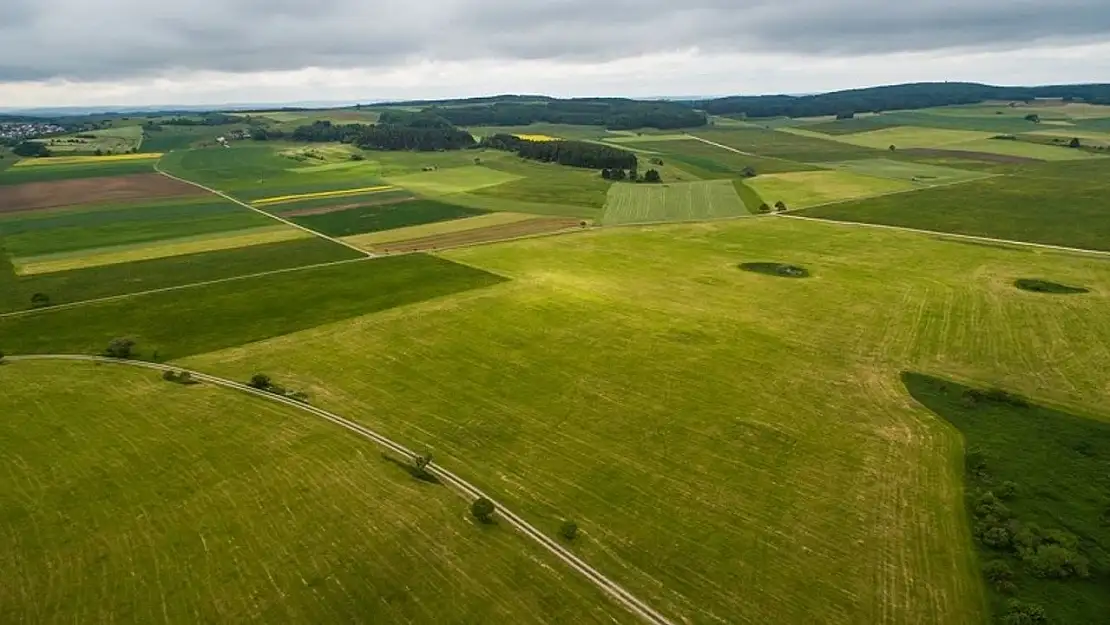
top-left (5, 354), bottom-right (676, 625)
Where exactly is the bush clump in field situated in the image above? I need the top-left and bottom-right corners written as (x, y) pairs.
top-left (471, 497), bottom-right (496, 524)
top-left (758, 203), bottom-right (772, 214)
top-left (30, 293), bottom-right (51, 308)
top-left (104, 338), bottom-right (136, 359)
top-left (559, 520), bottom-right (579, 541)
top-left (739, 262), bottom-right (811, 278)
top-left (1014, 279), bottom-right (1089, 295)
top-left (246, 373), bottom-right (309, 403)
top-left (1002, 600), bottom-right (1047, 624)
top-left (161, 370), bottom-right (199, 385)
top-left (774, 200), bottom-right (788, 212)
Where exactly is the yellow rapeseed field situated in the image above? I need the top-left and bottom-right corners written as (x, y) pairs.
top-left (13, 153), bottom-right (163, 167)
top-left (252, 185), bottom-right (395, 206)
top-left (513, 133), bottom-right (560, 142)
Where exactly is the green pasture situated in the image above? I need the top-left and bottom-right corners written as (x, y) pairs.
top-left (267, 189), bottom-right (415, 214)
top-left (1025, 129), bottom-right (1110, 147)
top-left (290, 200), bottom-right (486, 237)
top-left (468, 158), bottom-right (612, 213)
top-left (342, 212), bottom-right (538, 247)
top-left (465, 124), bottom-right (608, 141)
top-left (943, 138), bottom-right (1104, 161)
top-left (816, 159), bottom-right (993, 185)
top-left (617, 138), bottom-right (817, 178)
top-left (181, 217), bottom-right (1110, 624)
top-left (141, 124), bottom-right (239, 152)
top-left (800, 158), bottom-right (1110, 250)
top-left (0, 197), bottom-right (272, 259)
top-left (384, 165), bottom-right (521, 195)
top-left (0, 360), bottom-right (630, 625)
top-left (36, 125), bottom-right (144, 154)
top-left (0, 159), bottom-right (156, 185)
top-left (0, 237), bottom-right (359, 314)
top-left (600, 180), bottom-right (749, 225)
top-left (823, 126), bottom-right (996, 150)
top-left (746, 170), bottom-right (915, 209)
top-left (0, 254), bottom-right (502, 359)
top-left (906, 373), bottom-right (1110, 624)
top-left (694, 127), bottom-right (879, 162)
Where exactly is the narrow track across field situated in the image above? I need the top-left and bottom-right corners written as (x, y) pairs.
top-left (5, 354), bottom-right (677, 625)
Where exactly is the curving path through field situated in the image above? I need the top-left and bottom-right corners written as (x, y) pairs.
top-left (5, 354), bottom-right (676, 625)
top-left (154, 159), bottom-right (372, 257)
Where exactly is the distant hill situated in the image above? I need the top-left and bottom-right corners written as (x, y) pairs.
top-left (698, 82), bottom-right (1110, 119)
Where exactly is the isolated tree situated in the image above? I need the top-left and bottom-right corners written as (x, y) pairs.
top-left (741, 166), bottom-right (757, 178)
top-left (836, 111), bottom-right (855, 120)
top-left (471, 497), bottom-right (496, 524)
top-left (758, 203), bottom-right (772, 214)
top-left (1024, 113), bottom-right (1041, 123)
top-left (888, 144), bottom-right (897, 152)
top-left (774, 201), bottom-right (788, 212)
top-left (162, 370), bottom-right (179, 382)
top-left (1069, 137), bottom-right (1082, 148)
top-left (412, 453), bottom-right (434, 478)
top-left (248, 373), bottom-right (273, 390)
top-left (600, 168), bottom-right (612, 180)
top-left (105, 338), bottom-right (135, 359)
top-left (559, 520), bottom-right (579, 541)
top-left (643, 169), bottom-right (662, 183)
top-left (29, 292), bottom-right (50, 308)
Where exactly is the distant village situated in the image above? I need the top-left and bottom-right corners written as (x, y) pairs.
top-left (0, 121), bottom-right (66, 141)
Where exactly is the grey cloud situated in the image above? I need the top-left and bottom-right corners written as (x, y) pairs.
top-left (2, 0), bottom-right (1109, 82)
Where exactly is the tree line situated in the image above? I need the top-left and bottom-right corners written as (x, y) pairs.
top-left (480, 134), bottom-right (637, 170)
top-left (281, 114), bottom-right (476, 151)
top-left (699, 82), bottom-right (1110, 118)
top-left (428, 99), bottom-right (707, 130)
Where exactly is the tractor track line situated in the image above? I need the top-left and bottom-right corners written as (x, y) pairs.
top-left (5, 354), bottom-right (677, 625)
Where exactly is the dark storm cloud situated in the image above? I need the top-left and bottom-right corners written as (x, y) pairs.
top-left (2, 0), bottom-right (1109, 82)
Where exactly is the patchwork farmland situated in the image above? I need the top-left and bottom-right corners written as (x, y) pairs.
top-left (3, 90), bottom-right (1110, 625)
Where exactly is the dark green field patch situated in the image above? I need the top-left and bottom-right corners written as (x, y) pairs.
top-left (798, 162), bottom-right (1110, 251)
top-left (0, 237), bottom-right (361, 314)
top-left (1014, 278), bottom-right (1090, 295)
top-left (621, 139), bottom-right (816, 178)
top-left (0, 254), bottom-right (505, 360)
top-left (289, 200), bottom-right (486, 237)
top-left (0, 161), bottom-right (157, 185)
top-left (0, 198), bottom-right (272, 258)
top-left (693, 128), bottom-right (879, 162)
top-left (904, 373), bottom-right (1110, 625)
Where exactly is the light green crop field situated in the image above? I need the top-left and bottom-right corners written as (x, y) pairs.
top-left (943, 138), bottom-right (1104, 161)
top-left (0, 360), bottom-right (632, 625)
top-left (615, 138), bottom-right (817, 178)
top-left (816, 159), bottom-right (994, 185)
top-left (36, 125), bottom-right (145, 154)
top-left (746, 170), bottom-right (916, 208)
top-left (384, 165), bottom-right (522, 195)
top-left (1025, 129), bottom-right (1110, 147)
top-left (600, 180), bottom-right (749, 225)
top-left (820, 126), bottom-right (997, 149)
top-left (182, 217), bottom-right (1110, 624)
top-left (694, 127), bottom-right (879, 162)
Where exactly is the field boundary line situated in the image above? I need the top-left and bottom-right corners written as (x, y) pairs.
top-left (781, 213), bottom-right (1110, 257)
top-left (154, 159), bottom-right (372, 257)
top-left (0, 257), bottom-right (371, 320)
top-left (5, 355), bottom-right (678, 625)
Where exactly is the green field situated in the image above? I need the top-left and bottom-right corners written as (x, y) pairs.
top-left (0, 360), bottom-right (631, 625)
top-left (816, 159), bottom-right (993, 185)
top-left (746, 170), bottom-right (916, 209)
top-left (289, 199), bottom-right (486, 237)
top-left (0, 159), bottom-right (157, 184)
top-left (36, 125), bottom-right (144, 154)
top-left (0, 254), bottom-right (503, 359)
top-left (0, 237), bottom-right (361, 313)
top-left (179, 217), bottom-right (1110, 624)
top-left (613, 138), bottom-right (818, 178)
top-left (823, 126), bottom-right (996, 149)
top-left (600, 180), bottom-right (749, 225)
top-left (799, 158), bottom-right (1110, 250)
top-left (693, 127), bottom-right (881, 162)
top-left (940, 138), bottom-right (1104, 161)
top-left (384, 165), bottom-right (522, 195)
top-left (0, 197), bottom-right (274, 260)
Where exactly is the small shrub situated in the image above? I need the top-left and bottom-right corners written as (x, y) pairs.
top-left (559, 520), bottom-right (579, 541)
top-left (996, 481), bottom-right (1018, 500)
top-left (983, 560), bottom-right (1013, 583)
top-left (981, 526), bottom-right (1012, 549)
top-left (741, 166), bottom-right (757, 178)
top-left (1026, 544), bottom-right (1089, 579)
top-left (248, 373), bottom-right (272, 390)
top-left (30, 292), bottom-right (51, 308)
top-left (162, 370), bottom-right (178, 382)
top-left (104, 338), bottom-right (135, 359)
top-left (1001, 600), bottom-right (1046, 625)
top-left (774, 200), bottom-right (788, 212)
top-left (471, 497), bottom-right (496, 524)
top-left (758, 203), bottom-right (771, 214)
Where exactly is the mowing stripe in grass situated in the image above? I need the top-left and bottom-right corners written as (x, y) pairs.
top-left (253, 185), bottom-right (395, 206)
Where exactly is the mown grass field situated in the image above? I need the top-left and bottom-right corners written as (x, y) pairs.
top-left (941, 138), bottom-right (1103, 161)
top-left (0, 360), bottom-right (632, 625)
top-left (828, 126), bottom-right (996, 149)
top-left (816, 159), bottom-right (993, 185)
top-left (747, 170), bottom-right (915, 209)
top-left (693, 127), bottom-right (879, 162)
top-left (179, 217), bottom-right (1110, 624)
top-left (384, 166), bottom-right (522, 195)
top-left (289, 199), bottom-right (486, 237)
top-left (0, 254), bottom-right (503, 359)
top-left (342, 212), bottom-right (537, 247)
top-left (614, 138), bottom-right (817, 178)
top-left (0, 160), bottom-right (157, 185)
top-left (800, 158), bottom-right (1110, 250)
top-left (0, 237), bottom-right (360, 313)
top-left (601, 180), bottom-right (749, 225)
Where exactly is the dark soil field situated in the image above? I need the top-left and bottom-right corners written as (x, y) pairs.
top-left (0, 173), bottom-right (207, 213)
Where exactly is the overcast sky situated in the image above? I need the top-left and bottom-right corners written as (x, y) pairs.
top-left (3, 0), bottom-right (1110, 108)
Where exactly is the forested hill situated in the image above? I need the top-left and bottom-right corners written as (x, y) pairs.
top-left (699, 82), bottom-right (1110, 118)
top-left (382, 98), bottom-right (707, 131)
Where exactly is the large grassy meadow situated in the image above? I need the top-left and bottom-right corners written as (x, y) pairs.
top-left (178, 218), bottom-right (1110, 624)
top-left (0, 360), bottom-right (632, 625)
